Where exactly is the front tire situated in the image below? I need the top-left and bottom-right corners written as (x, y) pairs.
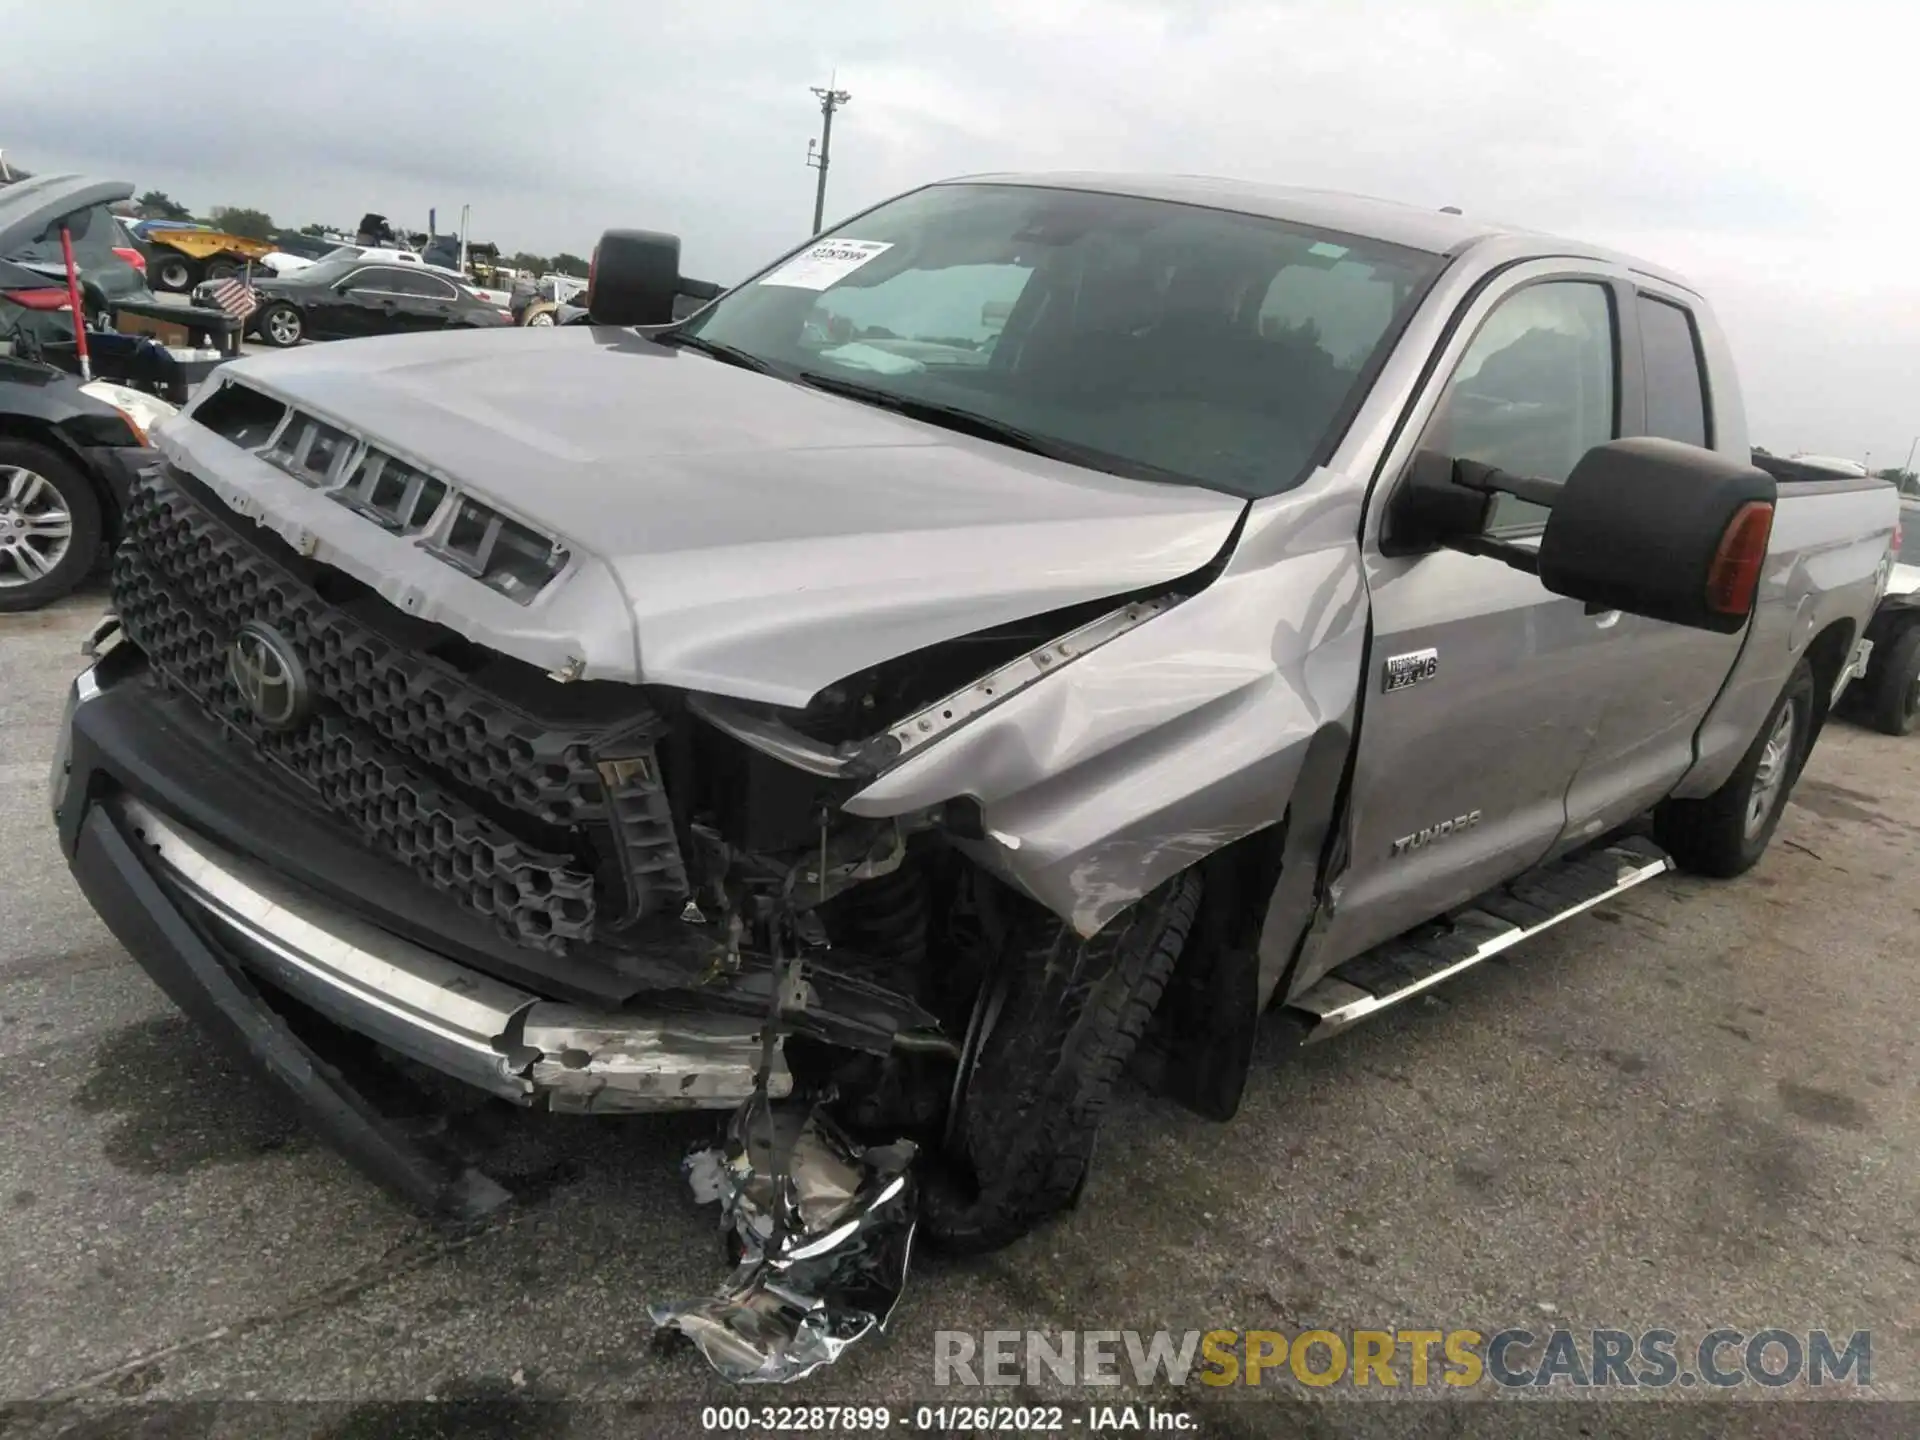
top-left (0, 443), bottom-right (103, 613)
top-left (1865, 624), bottom-right (1920, 736)
top-left (1656, 660), bottom-right (1814, 877)
top-left (256, 302), bottom-right (303, 347)
top-left (920, 869), bottom-right (1201, 1255)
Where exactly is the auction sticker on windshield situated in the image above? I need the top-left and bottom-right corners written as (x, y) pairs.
top-left (758, 239), bottom-right (892, 290)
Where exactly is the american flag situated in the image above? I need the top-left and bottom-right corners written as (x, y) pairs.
top-left (206, 278), bottom-right (258, 321)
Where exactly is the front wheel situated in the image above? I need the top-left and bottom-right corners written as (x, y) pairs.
top-left (523, 308), bottom-right (556, 326)
top-left (1656, 660), bottom-right (1814, 877)
top-left (0, 442), bottom-right (104, 613)
top-left (919, 869), bottom-right (1201, 1255)
top-left (1865, 625), bottom-right (1920, 736)
top-left (256, 302), bottom-right (303, 347)
top-left (203, 257), bottom-right (244, 282)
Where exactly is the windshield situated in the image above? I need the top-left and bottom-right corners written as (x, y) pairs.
top-left (679, 183), bottom-right (1441, 497)
top-left (317, 246), bottom-right (363, 264)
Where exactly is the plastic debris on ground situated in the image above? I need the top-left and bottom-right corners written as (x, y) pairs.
top-left (650, 1095), bottom-right (919, 1384)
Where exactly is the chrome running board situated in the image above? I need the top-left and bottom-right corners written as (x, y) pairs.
top-left (1292, 836), bottom-right (1672, 1042)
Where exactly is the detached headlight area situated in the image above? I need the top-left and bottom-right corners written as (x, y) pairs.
top-left (79, 380), bottom-right (178, 445)
top-left (688, 591), bottom-right (1186, 783)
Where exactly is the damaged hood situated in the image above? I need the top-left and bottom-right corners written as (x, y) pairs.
top-left (198, 327), bottom-right (1245, 704)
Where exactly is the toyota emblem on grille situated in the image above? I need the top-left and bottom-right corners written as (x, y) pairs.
top-left (226, 622), bottom-right (311, 731)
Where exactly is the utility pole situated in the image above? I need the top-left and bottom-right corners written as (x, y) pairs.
top-left (806, 79), bottom-right (851, 234)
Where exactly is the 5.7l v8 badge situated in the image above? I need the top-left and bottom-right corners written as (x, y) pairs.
top-left (1383, 648), bottom-right (1439, 692)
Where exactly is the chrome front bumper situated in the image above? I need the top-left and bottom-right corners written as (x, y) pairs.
top-left (116, 794), bottom-right (789, 1114)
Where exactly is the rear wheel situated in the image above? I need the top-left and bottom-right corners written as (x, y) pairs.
top-left (150, 252), bottom-right (198, 293)
top-left (257, 302), bottom-right (303, 347)
top-left (919, 869), bottom-right (1201, 1255)
top-left (0, 443), bottom-right (103, 613)
top-left (524, 308), bottom-right (556, 326)
top-left (204, 256), bottom-right (244, 282)
top-left (1656, 660), bottom-right (1814, 877)
top-left (1865, 625), bottom-right (1920, 736)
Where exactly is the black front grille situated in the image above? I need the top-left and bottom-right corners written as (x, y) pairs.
top-left (113, 464), bottom-right (689, 953)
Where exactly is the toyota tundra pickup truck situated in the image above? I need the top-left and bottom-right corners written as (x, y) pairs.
top-left (50, 175), bottom-right (1897, 1253)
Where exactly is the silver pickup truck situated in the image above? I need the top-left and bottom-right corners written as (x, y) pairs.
top-left (51, 174), bottom-right (1897, 1253)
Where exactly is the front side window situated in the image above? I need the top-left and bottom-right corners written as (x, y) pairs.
top-left (678, 183), bottom-right (1442, 498)
top-left (1423, 280), bottom-right (1617, 531)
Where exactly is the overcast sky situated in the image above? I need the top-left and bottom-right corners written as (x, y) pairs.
top-left (8, 0), bottom-right (1912, 464)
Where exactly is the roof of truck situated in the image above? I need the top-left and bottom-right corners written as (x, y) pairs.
top-left (945, 171), bottom-right (1537, 257)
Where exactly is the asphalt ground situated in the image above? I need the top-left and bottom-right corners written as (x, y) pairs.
top-left (1, 587), bottom-right (1914, 1438)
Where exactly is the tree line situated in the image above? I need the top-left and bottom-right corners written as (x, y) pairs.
top-left (135, 191), bottom-right (590, 275)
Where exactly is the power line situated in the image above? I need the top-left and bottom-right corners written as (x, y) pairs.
top-left (806, 80), bottom-right (851, 234)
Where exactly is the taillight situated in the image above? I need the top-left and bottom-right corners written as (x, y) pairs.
top-left (114, 246), bottom-right (147, 273)
top-left (2, 288), bottom-right (70, 311)
top-left (1706, 500), bottom-right (1774, 618)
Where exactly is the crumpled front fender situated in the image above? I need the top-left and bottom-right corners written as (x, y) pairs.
top-left (845, 469), bottom-right (1369, 943)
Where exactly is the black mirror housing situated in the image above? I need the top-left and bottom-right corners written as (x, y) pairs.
top-left (1380, 448), bottom-right (1494, 555)
top-left (1538, 437), bottom-right (1777, 634)
top-left (586, 228), bottom-right (683, 327)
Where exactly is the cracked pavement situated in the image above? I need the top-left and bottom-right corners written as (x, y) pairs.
top-left (2, 589), bottom-right (1914, 1435)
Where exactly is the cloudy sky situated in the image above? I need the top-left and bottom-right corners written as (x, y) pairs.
top-left (9, 0), bottom-right (1912, 464)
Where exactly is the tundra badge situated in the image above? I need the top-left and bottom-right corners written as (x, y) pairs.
top-left (1393, 809), bottom-right (1482, 857)
top-left (1383, 648), bottom-right (1440, 692)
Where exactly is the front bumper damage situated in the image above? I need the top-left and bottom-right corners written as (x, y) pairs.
top-left (115, 794), bottom-right (787, 1113)
top-left (51, 642), bottom-right (934, 1228)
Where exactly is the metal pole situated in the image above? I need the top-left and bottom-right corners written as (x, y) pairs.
top-left (58, 226), bottom-right (92, 382)
top-left (1903, 435), bottom-right (1917, 477)
top-left (808, 84), bottom-right (851, 234)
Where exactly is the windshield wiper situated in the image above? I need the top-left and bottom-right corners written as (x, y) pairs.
top-left (790, 370), bottom-right (1204, 489)
top-left (655, 331), bottom-right (780, 375)
top-left (791, 371), bottom-right (1064, 459)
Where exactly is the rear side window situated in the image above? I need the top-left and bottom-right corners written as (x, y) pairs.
top-left (384, 271), bottom-right (457, 299)
top-left (1637, 295), bottom-right (1710, 447)
top-left (14, 203), bottom-right (120, 269)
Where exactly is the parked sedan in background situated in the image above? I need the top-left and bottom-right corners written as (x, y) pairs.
top-left (0, 356), bottom-right (172, 610)
top-left (242, 259), bottom-right (513, 346)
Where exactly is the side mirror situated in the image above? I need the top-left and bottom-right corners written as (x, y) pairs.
top-left (1536, 437), bottom-right (1776, 634)
top-left (585, 228), bottom-right (682, 326)
top-left (1388, 437), bottom-right (1778, 634)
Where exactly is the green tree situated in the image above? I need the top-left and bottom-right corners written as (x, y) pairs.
top-left (549, 251), bottom-right (590, 278)
top-left (298, 222), bottom-right (332, 237)
top-left (508, 251), bottom-right (550, 275)
top-left (209, 205), bottom-right (275, 240)
top-left (137, 189), bottom-right (192, 220)
top-left (1873, 466), bottom-right (1918, 492)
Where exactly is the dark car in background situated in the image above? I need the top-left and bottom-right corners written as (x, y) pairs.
top-left (240, 258), bottom-right (513, 346)
top-left (0, 175), bottom-right (151, 339)
top-left (0, 176), bottom-right (176, 610)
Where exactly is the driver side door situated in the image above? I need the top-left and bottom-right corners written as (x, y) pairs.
top-left (1309, 265), bottom-right (1636, 970)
